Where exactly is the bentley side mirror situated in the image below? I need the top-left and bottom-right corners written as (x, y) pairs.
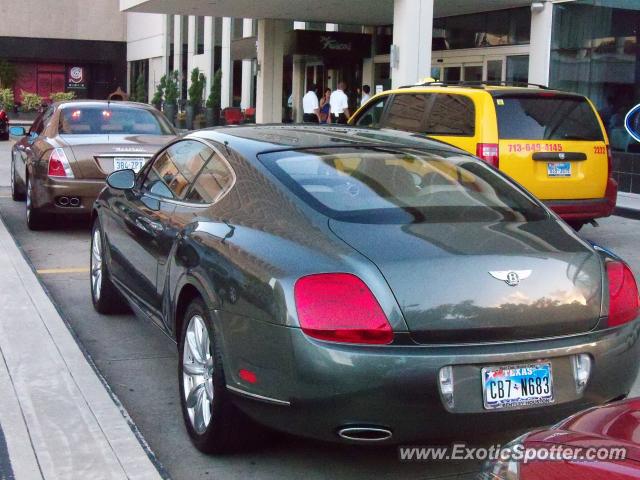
top-left (107, 169), bottom-right (136, 190)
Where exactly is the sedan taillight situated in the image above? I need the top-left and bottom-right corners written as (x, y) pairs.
top-left (294, 273), bottom-right (393, 344)
top-left (48, 148), bottom-right (74, 178)
top-left (606, 261), bottom-right (640, 327)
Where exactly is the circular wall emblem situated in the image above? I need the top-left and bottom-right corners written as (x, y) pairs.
top-left (70, 67), bottom-right (83, 83)
top-left (505, 272), bottom-right (520, 287)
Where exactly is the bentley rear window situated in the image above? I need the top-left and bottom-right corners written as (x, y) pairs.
top-left (259, 147), bottom-right (547, 224)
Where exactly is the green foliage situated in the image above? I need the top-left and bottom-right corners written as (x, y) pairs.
top-left (133, 74), bottom-right (147, 103)
top-left (164, 71), bottom-right (180, 106)
top-left (21, 91), bottom-right (43, 112)
top-left (151, 75), bottom-right (165, 106)
top-left (0, 88), bottom-right (14, 109)
top-left (188, 68), bottom-right (206, 111)
top-left (49, 91), bottom-right (75, 103)
top-left (0, 60), bottom-right (16, 89)
top-left (206, 69), bottom-right (222, 110)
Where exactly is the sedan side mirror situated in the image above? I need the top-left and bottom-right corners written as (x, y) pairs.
top-left (9, 126), bottom-right (26, 136)
top-left (107, 169), bottom-right (136, 190)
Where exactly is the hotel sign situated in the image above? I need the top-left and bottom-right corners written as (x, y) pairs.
top-left (289, 30), bottom-right (371, 60)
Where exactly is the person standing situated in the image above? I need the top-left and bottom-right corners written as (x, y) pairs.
top-left (302, 84), bottom-right (320, 123)
top-left (329, 82), bottom-right (350, 124)
top-left (319, 88), bottom-right (331, 124)
top-left (360, 85), bottom-right (371, 106)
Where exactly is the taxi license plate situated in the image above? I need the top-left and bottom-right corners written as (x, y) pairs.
top-left (114, 158), bottom-right (145, 173)
top-left (482, 363), bottom-right (553, 410)
top-left (547, 162), bottom-right (571, 177)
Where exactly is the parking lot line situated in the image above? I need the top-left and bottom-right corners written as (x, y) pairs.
top-left (36, 267), bottom-right (89, 275)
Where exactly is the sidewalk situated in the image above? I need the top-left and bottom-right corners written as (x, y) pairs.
top-left (0, 218), bottom-right (163, 479)
top-left (616, 191), bottom-right (640, 219)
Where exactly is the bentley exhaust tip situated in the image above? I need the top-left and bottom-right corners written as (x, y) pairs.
top-left (337, 426), bottom-right (392, 442)
top-left (58, 196), bottom-right (70, 206)
top-left (69, 197), bottom-right (80, 207)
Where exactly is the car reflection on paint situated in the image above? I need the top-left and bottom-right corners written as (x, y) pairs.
top-left (90, 125), bottom-right (640, 454)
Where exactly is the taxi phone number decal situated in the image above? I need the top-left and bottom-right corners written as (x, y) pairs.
top-left (507, 143), bottom-right (563, 153)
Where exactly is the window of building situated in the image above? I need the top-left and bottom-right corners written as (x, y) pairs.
top-left (506, 55), bottom-right (529, 84)
top-left (432, 7), bottom-right (531, 51)
top-left (195, 16), bottom-right (205, 55)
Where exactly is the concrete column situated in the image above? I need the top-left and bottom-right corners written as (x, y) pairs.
top-left (362, 25), bottom-right (375, 92)
top-left (173, 15), bottom-right (183, 95)
top-left (203, 17), bottom-right (215, 94)
top-left (291, 55), bottom-right (305, 123)
top-left (391, 0), bottom-right (434, 88)
top-left (256, 19), bottom-right (286, 123)
top-left (221, 17), bottom-right (233, 109)
top-left (528, 1), bottom-right (553, 86)
top-left (187, 16), bottom-right (196, 89)
top-left (240, 18), bottom-right (254, 109)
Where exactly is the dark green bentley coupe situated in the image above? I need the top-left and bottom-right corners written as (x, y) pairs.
top-left (90, 125), bottom-right (640, 453)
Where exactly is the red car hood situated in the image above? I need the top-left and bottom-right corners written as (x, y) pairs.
top-left (526, 398), bottom-right (640, 462)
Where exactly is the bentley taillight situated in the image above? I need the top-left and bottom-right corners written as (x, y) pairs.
top-left (606, 261), bottom-right (640, 327)
top-left (294, 273), bottom-right (393, 344)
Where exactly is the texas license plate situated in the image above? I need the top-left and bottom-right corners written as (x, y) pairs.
top-left (482, 362), bottom-right (553, 410)
top-left (547, 162), bottom-right (571, 177)
top-left (114, 158), bottom-right (145, 173)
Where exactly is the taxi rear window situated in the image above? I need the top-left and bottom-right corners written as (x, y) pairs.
top-left (494, 94), bottom-right (604, 141)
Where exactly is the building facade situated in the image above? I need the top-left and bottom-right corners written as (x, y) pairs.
top-left (123, 0), bottom-right (640, 192)
top-left (0, 0), bottom-right (127, 103)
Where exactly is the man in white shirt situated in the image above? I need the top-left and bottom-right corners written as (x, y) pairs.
top-left (329, 82), bottom-right (350, 124)
top-left (360, 84), bottom-right (371, 106)
top-left (302, 84), bottom-right (320, 123)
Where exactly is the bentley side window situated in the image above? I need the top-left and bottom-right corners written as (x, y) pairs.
top-left (141, 140), bottom-right (214, 200)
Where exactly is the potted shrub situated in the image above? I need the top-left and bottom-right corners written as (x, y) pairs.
top-left (206, 69), bottom-right (222, 127)
top-left (0, 88), bottom-right (14, 111)
top-left (151, 75), bottom-right (165, 111)
top-left (133, 74), bottom-right (147, 103)
top-left (163, 71), bottom-right (179, 126)
top-left (176, 110), bottom-right (187, 130)
top-left (194, 113), bottom-right (206, 130)
top-left (49, 91), bottom-right (75, 103)
top-left (187, 68), bottom-right (205, 130)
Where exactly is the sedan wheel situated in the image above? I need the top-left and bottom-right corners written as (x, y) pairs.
top-left (10, 154), bottom-right (25, 201)
top-left (178, 298), bottom-right (257, 453)
top-left (26, 177), bottom-right (45, 230)
top-left (90, 218), bottom-right (126, 314)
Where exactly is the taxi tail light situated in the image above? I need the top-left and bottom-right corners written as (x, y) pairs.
top-left (48, 148), bottom-right (74, 178)
top-left (606, 261), bottom-right (640, 327)
top-left (476, 143), bottom-right (499, 168)
top-left (294, 273), bottom-right (393, 345)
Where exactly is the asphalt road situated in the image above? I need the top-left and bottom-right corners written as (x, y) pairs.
top-left (1, 139), bottom-right (639, 480)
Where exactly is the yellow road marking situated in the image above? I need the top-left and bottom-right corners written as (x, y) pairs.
top-left (36, 267), bottom-right (89, 275)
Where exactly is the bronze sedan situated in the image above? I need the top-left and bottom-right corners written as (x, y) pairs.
top-left (10, 100), bottom-right (176, 229)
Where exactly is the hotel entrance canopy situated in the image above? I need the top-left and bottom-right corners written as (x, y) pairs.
top-left (120, 0), bottom-right (532, 24)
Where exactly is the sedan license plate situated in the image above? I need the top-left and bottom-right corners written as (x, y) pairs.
top-left (547, 162), bottom-right (571, 177)
top-left (114, 158), bottom-right (145, 173)
top-left (482, 363), bottom-right (553, 410)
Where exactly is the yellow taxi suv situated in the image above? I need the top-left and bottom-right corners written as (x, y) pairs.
top-left (349, 82), bottom-right (617, 230)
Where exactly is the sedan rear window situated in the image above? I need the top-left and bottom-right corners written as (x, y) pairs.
top-left (494, 94), bottom-right (604, 141)
top-left (59, 105), bottom-right (174, 135)
top-left (259, 147), bottom-right (547, 224)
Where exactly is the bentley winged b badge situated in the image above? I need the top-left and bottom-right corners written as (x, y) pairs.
top-left (488, 270), bottom-right (532, 287)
